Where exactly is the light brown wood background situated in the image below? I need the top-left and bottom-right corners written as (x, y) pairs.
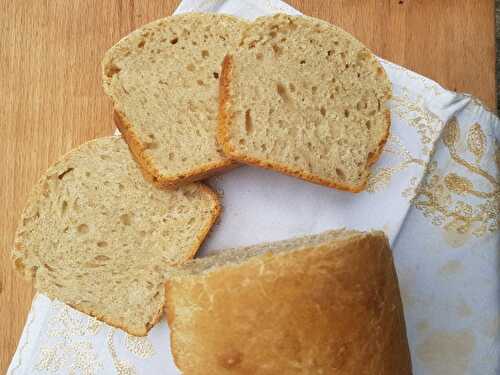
top-left (0, 0), bottom-right (496, 372)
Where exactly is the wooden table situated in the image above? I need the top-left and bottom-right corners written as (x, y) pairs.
top-left (0, 0), bottom-right (496, 372)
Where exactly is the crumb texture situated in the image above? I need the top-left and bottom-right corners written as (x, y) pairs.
top-left (220, 14), bottom-right (392, 191)
top-left (102, 13), bottom-right (246, 183)
top-left (12, 137), bottom-right (219, 335)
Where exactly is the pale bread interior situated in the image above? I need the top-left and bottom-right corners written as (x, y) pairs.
top-left (12, 137), bottom-right (219, 335)
top-left (102, 13), bottom-right (246, 184)
top-left (220, 14), bottom-right (392, 191)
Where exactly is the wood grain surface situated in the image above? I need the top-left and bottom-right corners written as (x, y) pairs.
top-left (0, 0), bottom-right (496, 372)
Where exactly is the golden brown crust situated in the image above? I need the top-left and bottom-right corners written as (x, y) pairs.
top-left (164, 231), bottom-right (412, 374)
top-left (113, 110), bottom-right (238, 189)
top-left (217, 55), bottom-right (237, 157)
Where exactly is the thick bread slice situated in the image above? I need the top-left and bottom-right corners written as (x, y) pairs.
top-left (12, 136), bottom-right (220, 336)
top-left (218, 14), bottom-right (392, 192)
top-left (102, 13), bottom-right (246, 187)
top-left (165, 229), bottom-right (412, 374)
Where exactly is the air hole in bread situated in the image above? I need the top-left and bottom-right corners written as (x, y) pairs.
top-left (276, 83), bottom-right (291, 104)
top-left (245, 110), bottom-right (253, 134)
top-left (271, 44), bottom-right (282, 56)
top-left (104, 63), bottom-right (121, 78)
top-left (186, 64), bottom-right (195, 72)
top-left (300, 59), bottom-right (306, 64)
top-left (170, 37), bottom-right (178, 45)
top-left (357, 101), bottom-right (368, 110)
top-left (118, 183), bottom-right (124, 191)
top-left (44, 263), bottom-right (54, 271)
top-left (95, 255), bottom-right (110, 262)
top-left (77, 224), bottom-right (89, 234)
top-left (365, 120), bottom-right (371, 130)
top-left (312, 86), bottom-right (317, 94)
top-left (294, 156), bottom-right (300, 161)
top-left (269, 31), bottom-right (277, 38)
top-left (239, 139), bottom-right (245, 145)
top-left (344, 109), bottom-right (350, 118)
top-left (213, 72), bottom-right (219, 79)
top-left (320, 107), bottom-right (326, 116)
top-left (197, 80), bottom-right (204, 86)
top-left (168, 152), bottom-right (175, 161)
top-left (335, 168), bottom-right (346, 179)
top-left (289, 83), bottom-right (295, 92)
top-left (97, 241), bottom-right (108, 248)
top-left (61, 201), bottom-right (68, 215)
top-left (138, 40), bottom-right (146, 48)
top-left (58, 168), bottom-right (74, 180)
top-left (120, 214), bottom-right (132, 226)
top-left (261, 144), bottom-right (267, 152)
top-left (201, 50), bottom-right (209, 58)
top-left (327, 50), bottom-right (333, 56)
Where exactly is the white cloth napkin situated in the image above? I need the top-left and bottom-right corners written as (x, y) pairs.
top-left (8, 0), bottom-right (499, 374)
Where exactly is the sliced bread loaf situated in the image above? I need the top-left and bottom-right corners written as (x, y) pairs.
top-left (218, 14), bottom-right (392, 192)
top-left (164, 229), bottom-right (411, 374)
top-left (12, 136), bottom-right (220, 336)
top-left (102, 13), bottom-right (246, 187)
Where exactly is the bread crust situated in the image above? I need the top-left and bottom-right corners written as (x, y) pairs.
top-left (12, 136), bottom-right (221, 336)
top-left (217, 15), bottom-right (393, 193)
top-left (103, 13), bottom-right (246, 188)
top-left (164, 231), bottom-right (412, 374)
top-left (218, 56), bottom-right (367, 193)
top-left (114, 110), bottom-right (238, 189)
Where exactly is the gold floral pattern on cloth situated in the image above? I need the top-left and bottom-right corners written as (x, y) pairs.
top-left (404, 117), bottom-right (499, 237)
top-left (35, 302), bottom-right (103, 374)
top-left (33, 302), bottom-right (155, 375)
top-left (367, 91), bottom-right (438, 192)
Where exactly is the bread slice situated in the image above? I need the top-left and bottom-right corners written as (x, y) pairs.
top-left (218, 14), bottom-right (392, 192)
top-left (102, 13), bottom-right (247, 187)
top-left (165, 229), bottom-right (412, 374)
top-left (12, 136), bottom-right (220, 336)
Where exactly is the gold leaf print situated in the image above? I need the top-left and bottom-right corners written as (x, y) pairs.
top-left (466, 123), bottom-right (486, 162)
top-left (35, 347), bottom-right (63, 372)
top-left (443, 118), bottom-right (459, 148)
top-left (444, 173), bottom-right (473, 195)
top-left (412, 116), bottom-right (499, 240)
top-left (125, 335), bottom-right (155, 359)
top-left (107, 329), bottom-right (137, 375)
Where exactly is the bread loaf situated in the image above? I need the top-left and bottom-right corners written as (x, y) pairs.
top-left (102, 13), bottom-right (246, 187)
top-left (12, 136), bottom-right (220, 336)
top-left (218, 14), bottom-right (392, 192)
top-left (165, 229), bottom-right (412, 374)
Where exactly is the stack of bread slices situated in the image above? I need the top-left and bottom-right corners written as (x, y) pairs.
top-left (12, 13), bottom-right (412, 374)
